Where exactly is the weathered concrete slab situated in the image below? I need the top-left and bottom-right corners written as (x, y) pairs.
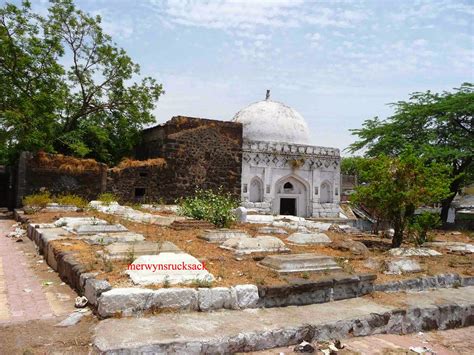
top-left (331, 240), bottom-right (369, 257)
top-left (73, 224), bottom-right (128, 235)
top-left (198, 229), bottom-right (250, 243)
top-left (424, 241), bottom-right (474, 254)
top-left (93, 286), bottom-right (474, 354)
top-left (126, 253), bottom-right (214, 285)
top-left (385, 258), bottom-right (422, 274)
top-left (257, 226), bottom-right (288, 235)
top-left (286, 232), bottom-right (331, 245)
top-left (389, 247), bottom-right (442, 257)
top-left (79, 232), bottom-right (145, 245)
top-left (259, 253), bottom-right (342, 273)
top-left (100, 241), bottom-right (181, 260)
top-left (220, 236), bottom-right (290, 255)
top-left (45, 203), bottom-right (80, 212)
top-left (54, 217), bottom-right (108, 229)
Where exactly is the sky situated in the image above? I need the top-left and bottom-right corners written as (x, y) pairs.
top-left (10, 0), bottom-right (474, 154)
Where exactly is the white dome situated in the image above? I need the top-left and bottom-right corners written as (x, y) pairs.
top-left (232, 99), bottom-right (310, 145)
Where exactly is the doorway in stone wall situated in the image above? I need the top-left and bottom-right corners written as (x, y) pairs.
top-left (280, 198), bottom-right (296, 216)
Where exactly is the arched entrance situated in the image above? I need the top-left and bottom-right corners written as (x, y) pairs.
top-left (273, 175), bottom-right (309, 217)
top-left (320, 181), bottom-right (332, 203)
top-left (249, 177), bottom-right (263, 202)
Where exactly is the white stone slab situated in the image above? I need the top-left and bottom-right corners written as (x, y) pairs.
top-left (54, 217), bottom-right (108, 229)
top-left (246, 215), bottom-right (275, 224)
top-left (287, 232), bottom-right (331, 245)
top-left (220, 236), bottom-right (289, 254)
top-left (259, 253), bottom-right (342, 273)
top-left (424, 241), bottom-right (474, 254)
top-left (257, 226), bottom-right (288, 235)
top-left (384, 258), bottom-right (422, 274)
top-left (80, 232), bottom-right (145, 245)
top-left (389, 248), bottom-right (442, 257)
top-left (74, 224), bottom-right (128, 235)
top-left (126, 253), bottom-right (214, 285)
top-left (199, 229), bottom-right (250, 243)
top-left (101, 241), bottom-right (181, 260)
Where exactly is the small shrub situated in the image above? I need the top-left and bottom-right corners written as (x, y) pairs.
top-left (97, 192), bottom-right (118, 205)
top-left (190, 278), bottom-right (213, 288)
top-left (126, 247), bottom-right (136, 264)
top-left (408, 212), bottom-right (441, 246)
top-left (177, 188), bottom-right (238, 228)
top-left (55, 194), bottom-right (88, 208)
top-left (163, 276), bottom-right (170, 288)
top-left (23, 191), bottom-right (52, 210)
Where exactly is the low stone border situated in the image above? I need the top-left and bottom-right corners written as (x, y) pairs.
top-left (257, 274), bottom-right (376, 308)
top-left (375, 274), bottom-right (474, 293)
top-left (20, 218), bottom-right (474, 319)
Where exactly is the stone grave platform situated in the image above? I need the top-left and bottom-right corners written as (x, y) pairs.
top-left (100, 241), bottom-right (182, 260)
top-left (257, 226), bottom-right (288, 235)
top-left (220, 236), bottom-right (290, 255)
top-left (73, 224), bottom-right (128, 235)
top-left (80, 232), bottom-right (145, 245)
top-left (126, 253), bottom-right (214, 285)
top-left (198, 229), bottom-right (250, 243)
top-left (258, 253), bottom-right (342, 273)
top-left (286, 232), bottom-right (331, 245)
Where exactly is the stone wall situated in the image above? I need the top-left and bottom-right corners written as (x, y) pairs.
top-left (15, 152), bottom-right (107, 205)
top-left (109, 116), bottom-right (243, 203)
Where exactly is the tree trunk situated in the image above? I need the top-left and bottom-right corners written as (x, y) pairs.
top-left (391, 215), bottom-right (404, 248)
top-left (440, 177), bottom-right (462, 226)
top-left (391, 228), bottom-right (403, 248)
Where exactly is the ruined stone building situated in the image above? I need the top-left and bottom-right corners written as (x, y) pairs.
top-left (7, 92), bottom-right (341, 218)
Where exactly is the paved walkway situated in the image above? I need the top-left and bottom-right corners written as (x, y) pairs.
top-left (0, 219), bottom-right (75, 324)
top-left (343, 327), bottom-right (474, 354)
top-left (94, 286), bottom-right (474, 353)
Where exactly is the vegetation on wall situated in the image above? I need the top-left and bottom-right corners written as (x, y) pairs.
top-left (0, 0), bottom-right (163, 165)
top-left (34, 151), bottom-right (102, 174)
top-left (110, 158), bottom-right (167, 172)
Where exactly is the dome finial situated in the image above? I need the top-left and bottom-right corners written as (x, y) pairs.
top-left (265, 89), bottom-right (270, 100)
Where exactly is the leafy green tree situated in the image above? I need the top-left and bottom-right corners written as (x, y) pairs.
top-left (350, 151), bottom-right (450, 248)
top-left (341, 156), bottom-right (366, 176)
top-left (349, 84), bottom-right (474, 224)
top-left (0, 0), bottom-right (163, 165)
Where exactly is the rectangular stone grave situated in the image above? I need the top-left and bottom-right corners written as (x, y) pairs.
top-left (259, 253), bottom-right (342, 273)
top-left (101, 241), bottom-right (182, 260)
top-left (198, 229), bottom-right (250, 243)
top-left (220, 236), bottom-right (290, 255)
top-left (126, 253), bottom-right (214, 285)
top-left (80, 232), bottom-right (145, 245)
top-left (73, 224), bottom-right (128, 235)
top-left (54, 217), bottom-right (108, 228)
top-left (257, 227), bottom-right (288, 235)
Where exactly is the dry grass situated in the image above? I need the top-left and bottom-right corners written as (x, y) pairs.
top-left (110, 158), bottom-right (167, 172)
top-left (34, 151), bottom-right (102, 174)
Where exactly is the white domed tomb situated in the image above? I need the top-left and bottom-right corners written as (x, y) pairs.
top-left (232, 91), bottom-right (341, 218)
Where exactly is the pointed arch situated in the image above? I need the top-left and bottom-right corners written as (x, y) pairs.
top-left (273, 174), bottom-right (310, 217)
top-left (320, 180), bottom-right (333, 203)
top-left (249, 176), bottom-right (264, 202)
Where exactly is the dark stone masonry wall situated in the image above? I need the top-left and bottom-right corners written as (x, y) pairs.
top-left (13, 116), bottom-right (243, 206)
top-left (15, 152), bottom-right (107, 205)
top-left (108, 116), bottom-right (243, 203)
